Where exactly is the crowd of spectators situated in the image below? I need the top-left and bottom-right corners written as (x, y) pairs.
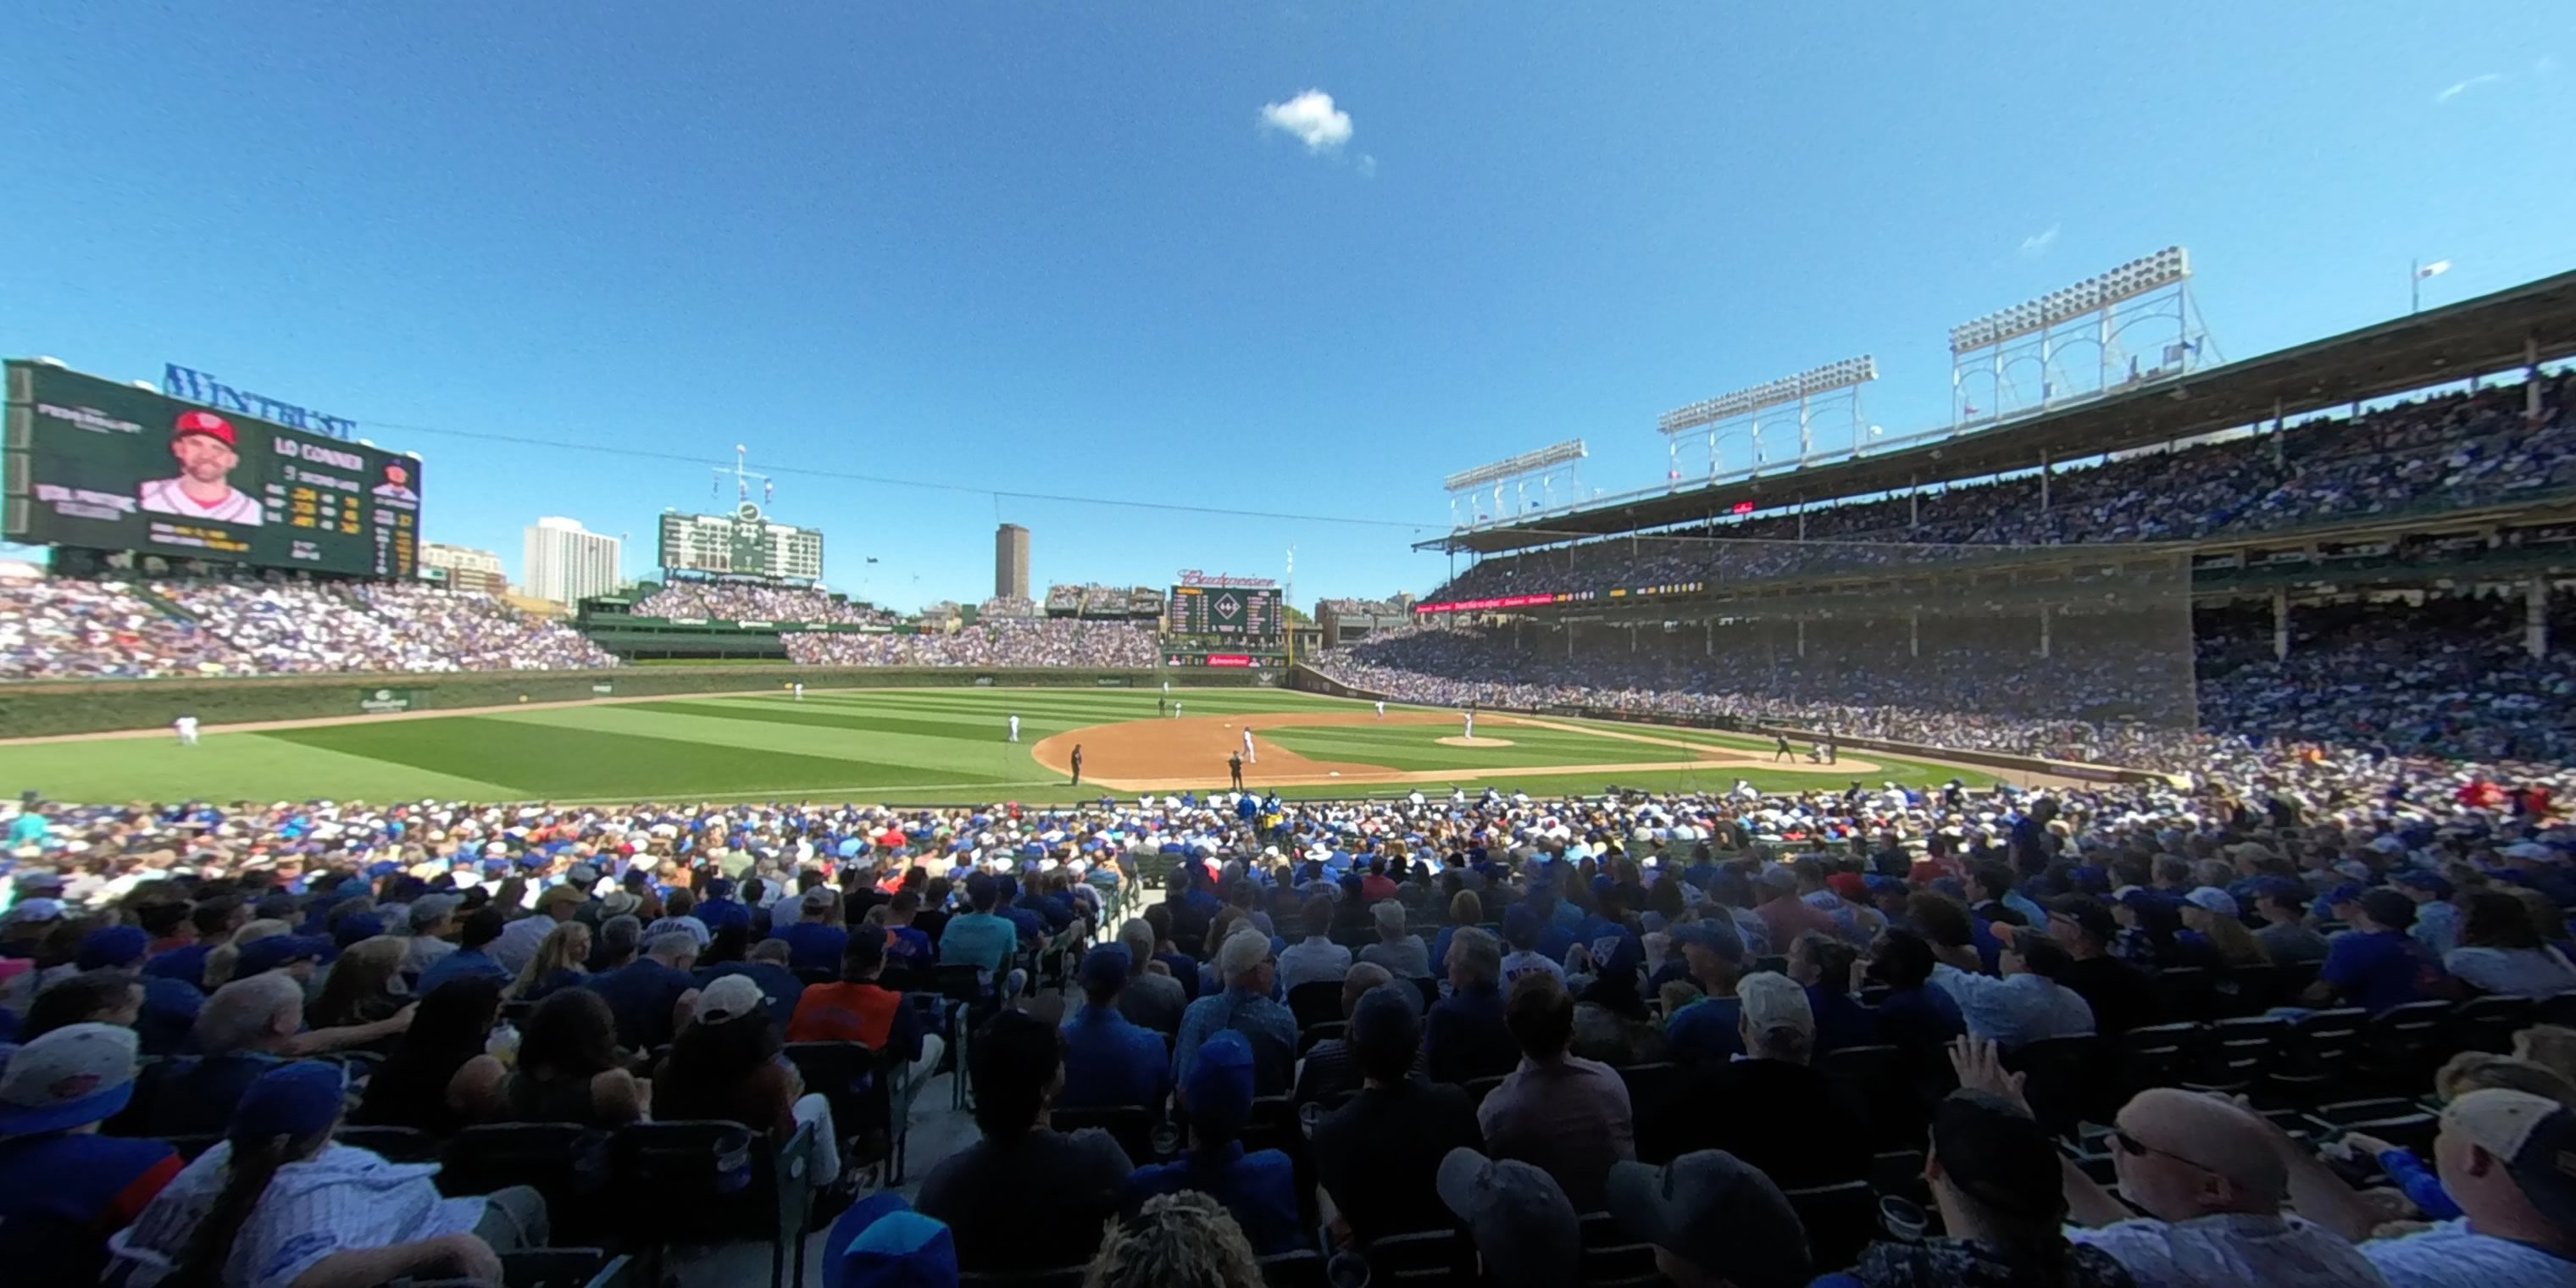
top-left (3, 761), bottom-right (2573, 1285)
top-left (630, 582), bottom-right (891, 625)
top-left (0, 576), bottom-right (615, 680)
top-left (1435, 371), bottom-right (2575, 602)
top-left (785, 619), bottom-right (1160, 669)
top-left (1312, 591), bottom-right (2576, 780)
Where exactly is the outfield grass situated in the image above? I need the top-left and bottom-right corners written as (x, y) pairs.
top-left (0, 686), bottom-right (2003, 806)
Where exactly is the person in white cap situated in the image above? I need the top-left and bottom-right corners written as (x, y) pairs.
top-left (652, 974), bottom-right (839, 1191)
top-left (0, 1024), bottom-right (185, 1282)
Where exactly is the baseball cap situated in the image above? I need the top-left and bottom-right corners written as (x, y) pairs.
top-left (600, 891), bottom-right (642, 919)
top-left (1182, 1030), bottom-right (1257, 1137)
top-left (1930, 1090), bottom-right (2067, 1225)
top-left (0, 1024), bottom-right (142, 1137)
top-left (536, 884), bottom-right (586, 912)
top-left (1077, 945), bottom-right (1130, 994)
top-left (1604, 1151), bottom-right (1811, 1288)
top-left (1824, 871), bottom-right (1867, 902)
top-left (229, 1061), bottom-right (346, 1141)
top-left (75, 924), bottom-right (150, 971)
top-left (824, 1193), bottom-right (956, 1288)
top-left (802, 886), bottom-right (838, 912)
top-left (330, 912), bottom-right (386, 947)
top-left (2442, 1089), bottom-right (2576, 1230)
top-left (1348, 982), bottom-right (1421, 1064)
top-left (2181, 886), bottom-right (2240, 919)
top-left (236, 935), bottom-right (329, 976)
top-left (2390, 869), bottom-right (2454, 900)
top-left (695, 974), bottom-right (769, 1024)
top-left (408, 893), bottom-right (462, 930)
top-left (173, 408), bottom-right (236, 447)
top-left (1, 897), bottom-right (64, 926)
top-left (706, 877), bottom-right (736, 899)
top-left (1735, 971), bottom-right (1814, 1041)
top-left (1671, 918), bottom-right (1744, 964)
top-left (1436, 1148), bottom-right (1582, 1288)
top-left (2251, 876), bottom-right (2309, 908)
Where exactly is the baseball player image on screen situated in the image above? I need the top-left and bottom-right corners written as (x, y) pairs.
top-left (137, 410), bottom-right (262, 525)
top-left (371, 461), bottom-right (419, 504)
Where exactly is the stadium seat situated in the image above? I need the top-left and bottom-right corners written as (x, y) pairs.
top-left (336, 1124), bottom-right (439, 1163)
top-left (1460, 1074), bottom-right (1507, 1108)
top-left (1257, 1249), bottom-right (1328, 1288)
top-left (1577, 1212), bottom-right (1658, 1286)
top-left (2117, 1023), bottom-right (2203, 1100)
top-left (1780, 1179), bottom-right (1878, 1274)
top-left (2357, 1000), bottom-right (2457, 1093)
top-left (2267, 1008), bottom-right (2370, 1107)
top-left (2447, 994), bottom-right (2534, 1055)
top-left (438, 1122), bottom-right (614, 1246)
top-left (1363, 1228), bottom-right (1471, 1285)
top-left (1407, 977), bottom-right (1441, 1010)
top-left (2306, 1098), bottom-right (2440, 1155)
top-left (1868, 1149), bottom-right (1929, 1208)
top-left (1616, 1063), bottom-right (1681, 1128)
top-left (2183, 1016), bottom-right (2286, 1096)
top-left (786, 1041), bottom-right (913, 1185)
top-left (1287, 980), bottom-right (1346, 1030)
top-left (1296, 1022), bottom-right (1346, 1059)
top-left (795, 967), bottom-right (840, 988)
top-left (1051, 1104), bottom-right (1161, 1164)
top-left (613, 1119), bottom-right (816, 1288)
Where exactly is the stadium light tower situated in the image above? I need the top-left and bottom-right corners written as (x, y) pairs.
top-left (1657, 354), bottom-right (1876, 484)
top-left (1947, 246), bottom-right (2212, 430)
top-left (1444, 439), bottom-right (1588, 529)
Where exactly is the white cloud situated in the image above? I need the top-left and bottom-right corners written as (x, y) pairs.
top-left (2018, 224), bottom-right (2060, 259)
top-left (1356, 153), bottom-right (1378, 179)
top-left (1257, 89), bottom-right (1354, 154)
top-left (2435, 72), bottom-right (2504, 103)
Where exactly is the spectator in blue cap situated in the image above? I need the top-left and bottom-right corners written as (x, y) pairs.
top-left (2251, 878), bottom-right (2329, 965)
top-left (108, 1059), bottom-right (548, 1288)
top-left (696, 875), bottom-right (751, 934)
top-left (1058, 946), bottom-right (1169, 1112)
top-left (1663, 920), bottom-right (1749, 1063)
top-left (2393, 869), bottom-right (2460, 956)
top-left (74, 925), bottom-right (202, 1057)
top-left (1130, 1030), bottom-right (1302, 1253)
top-left (2301, 889), bottom-right (2442, 1015)
top-left (823, 1192), bottom-right (956, 1288)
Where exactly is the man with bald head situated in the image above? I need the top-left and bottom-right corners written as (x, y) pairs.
top-left (2057, 1085), bottom-right (2384, 1285)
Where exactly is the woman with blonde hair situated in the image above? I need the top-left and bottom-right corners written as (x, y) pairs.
top-left (308, 935), bottom-right (410, 1031)
top-left (201, 919), bottom-right (291, 991)
top-left (509, 921), bottom-right (592, 1002)
top-left (1081, 1190), bottom-right (1263, 1288)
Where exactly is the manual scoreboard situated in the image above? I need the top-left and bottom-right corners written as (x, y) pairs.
top-left (1165, 585), bottom-right (1282, 636)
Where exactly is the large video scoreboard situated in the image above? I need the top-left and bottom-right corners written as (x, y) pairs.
top-left (1165, 585), bottom-right (1282, 636)
top-left (3, 362), bottom-right (421, 577)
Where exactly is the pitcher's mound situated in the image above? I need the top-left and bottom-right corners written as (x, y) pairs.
top-left (1436, 736), bottom-right (1516, 748)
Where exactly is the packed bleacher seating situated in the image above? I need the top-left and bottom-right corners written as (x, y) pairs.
top-left (1045, 583), bottom-right (1085, 614)
top-left (2, 773), bottom-right (2571, 1285)
top-left (630, 582), bottom-right (891, 625)
top-left (783, 618), bottom-right (1159, 668)
top-left (0, 575), bottom-right (616, 680)
top-left (1433, 371), bottom-right (2576, 602)
top-left (1313, 590), bottom-right (2576, 774)
top-left (979, 596), bottom-right (1041, 620)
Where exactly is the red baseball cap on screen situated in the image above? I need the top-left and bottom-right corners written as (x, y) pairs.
top-left (173, 410), bottom-right (236, 447)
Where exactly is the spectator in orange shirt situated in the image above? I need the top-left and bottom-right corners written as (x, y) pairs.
top-left (786, 933), bottom-right (942, 1084)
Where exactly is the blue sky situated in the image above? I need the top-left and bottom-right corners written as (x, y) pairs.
top-left (3, 4), bottom-right (2571, 610)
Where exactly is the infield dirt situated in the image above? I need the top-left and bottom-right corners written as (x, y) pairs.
top-left (1028, 709), bottom-right (1883, 792)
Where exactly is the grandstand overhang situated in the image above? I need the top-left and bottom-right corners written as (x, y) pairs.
top-left (1418, 268), bottom-right (2576, 555)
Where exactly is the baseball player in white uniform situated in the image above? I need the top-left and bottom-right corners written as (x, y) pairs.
top-left (791, 682), bottom-right (804, 701)
top-left (1463, 710), bottom-right (1476, 740)
top-left (1374, 700), bottom-right (1385, 719)
top-left (1241, 727), bottom-right (1256, 764)
top-left (174, 715), bottom-right (200, 747)
top-left (1008, 714), bottom-right (1020, 742)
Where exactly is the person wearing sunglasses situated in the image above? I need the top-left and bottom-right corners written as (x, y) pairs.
top-left (1950, 1036), bottom-right (2385, 1286)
